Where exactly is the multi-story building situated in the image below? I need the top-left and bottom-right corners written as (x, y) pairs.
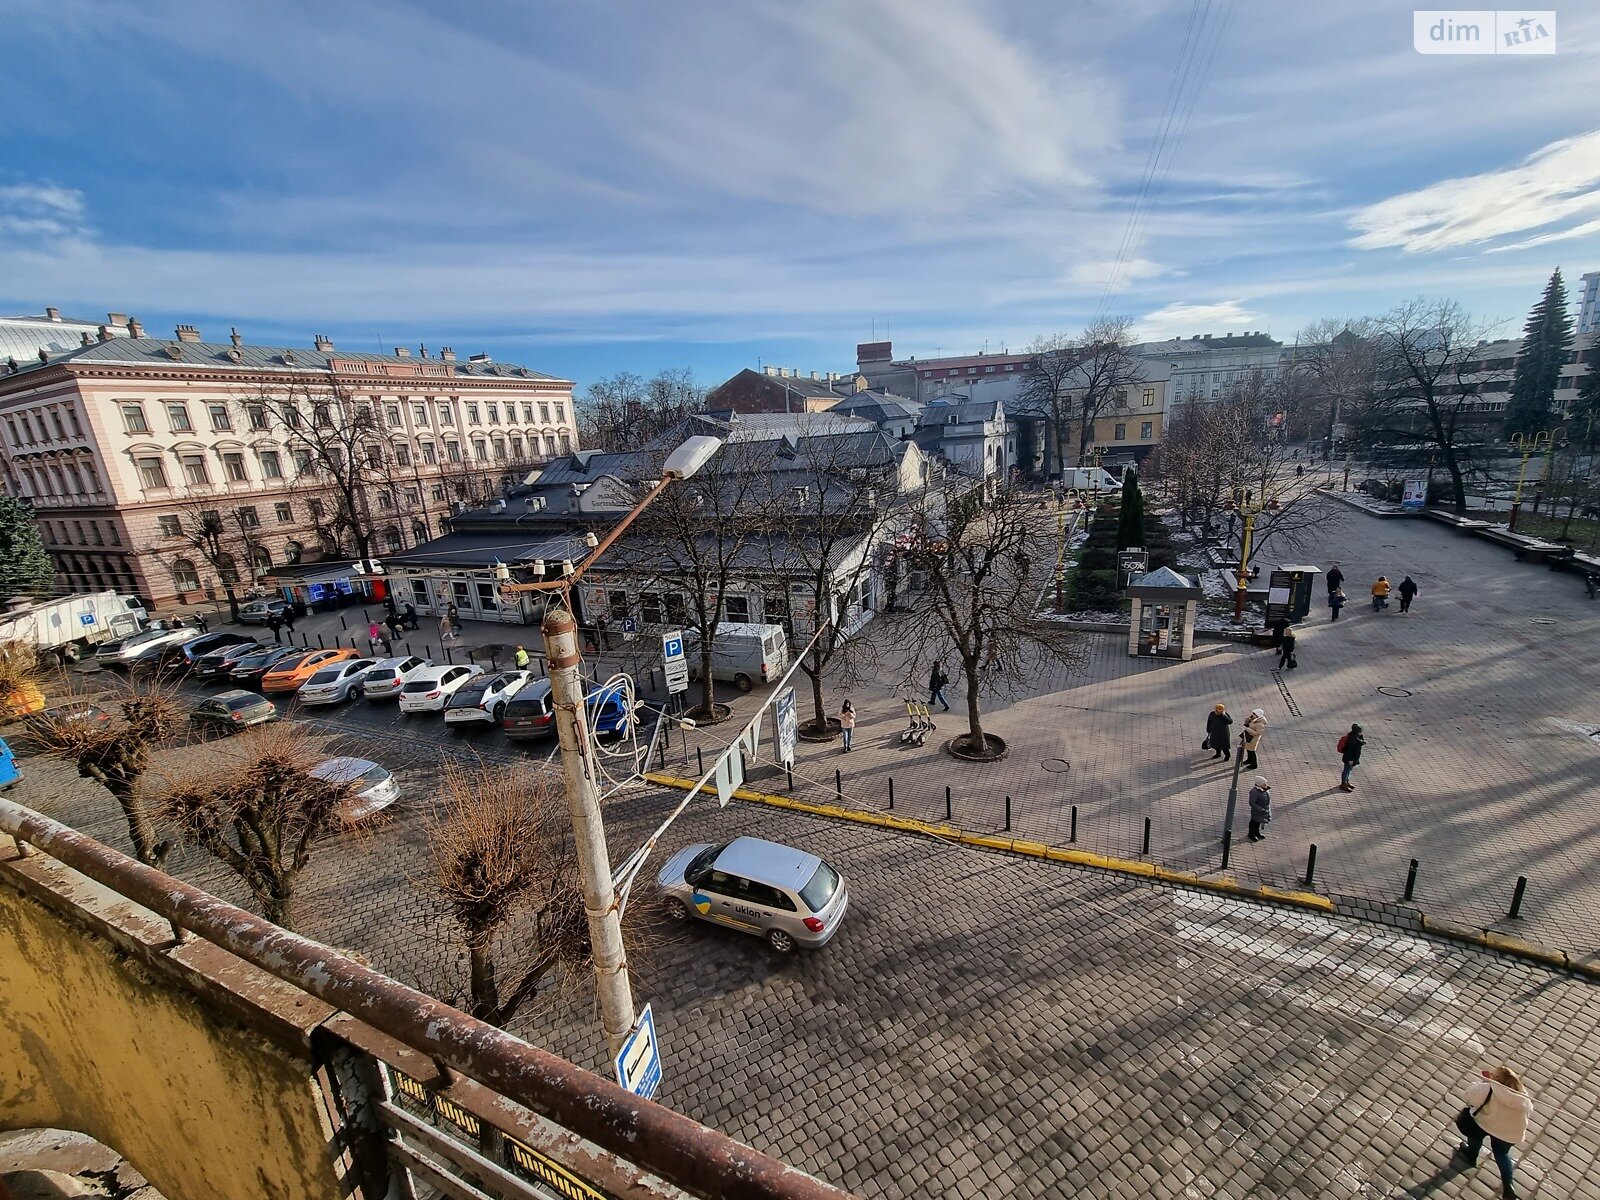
top-left (1577, 271), bottom-right (1600, 336)
top-left (705, 366), bottom-right (854, 414)
top-left (1133, 332), bottom-right (1287, 408)
top-left (855, 341), bottom-right (1032, 405)
top-left (0, 321), bottom-right (576, 607)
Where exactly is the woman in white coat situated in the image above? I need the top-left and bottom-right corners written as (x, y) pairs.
top-left (1455, 1064), bottom-right (1533, 1199)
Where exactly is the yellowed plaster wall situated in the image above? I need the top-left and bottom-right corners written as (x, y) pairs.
top-left (0, 878), bottom-right (344, 1200)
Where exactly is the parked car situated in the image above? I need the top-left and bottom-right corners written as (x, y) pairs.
top-left (0, 737), bottom-right (19, 789)
top-left (229, 645), bottom-right (307, 689)
top-left (397, 664), bottom-right (484, 714)
top-left (357, 655), bottom-right (431, 701)
top-left (682, 623), bottom-right (790, 692)
top-left (96, 625), bottom-right (202, 669)
top-left (191, 639), bottom-right (265, 681)
top-left (442, 670), bottom-right (536, 729)
top-left (261, 648), bottom-right (359, 694)
top-left (30, 699), bottom-right (109, 730)
top-left (238, 598), bottom-right (294, 625)
top-left (500, 676), bottom-right (633, 741)
top-left (295, 657), bottom-right (381, 706)
top-left (190, 689), bottom-right (278, 733)
top-left (163, 631), bottom-right (258, 671)
top-left (657, 837), bottom-right (849, 952)
top-left (310, 756), bottom-right (399, 824)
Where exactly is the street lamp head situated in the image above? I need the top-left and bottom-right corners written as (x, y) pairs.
top-left (662, 435), bottom-right (723, 480)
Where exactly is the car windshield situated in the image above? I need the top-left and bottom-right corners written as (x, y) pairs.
top-left (799, 862), bottom-right (840, 912)
top-left (225, 694), bottom-right (262, 710)
top-left (684, 842), bottom-right (727, 885)
top-left (270, 654), bottom-right (312, 671)
top-left (307, 667), bottom-right (342, 684)
top-left (357, 765), bottom-right (389, 785)
top-left (400, 677), bottom-right (437, 692)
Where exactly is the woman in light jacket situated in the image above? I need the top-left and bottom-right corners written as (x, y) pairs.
top-left (1455, 1064), bottom-right (1533, 1199)
top-left (1241, 709), bottom-right (1267, 770)
top-left (838, 700), bottom-right (856, 753)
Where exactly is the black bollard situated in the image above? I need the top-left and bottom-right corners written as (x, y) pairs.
top-left (785, 761), bottom-right (793, 792)
top-left (1304, 843), bottom-right (1318, 889)
top-left (317, 633), bottom-right (325, 648)
top-left (1070, 805), bottom-right (1078, 843)
top-left (696, 745), bottom-right (704, 775)
top-left (1403, 858), bottom-right (1419, 902)
top-left (1508, 876), bottom-right (1528, 919)
top-left (1142, 816), bottom-right (1151, 856)
top-left (1004, 795), bottom-right (1011, 831)
top-left (1220, 830), bottom-right (1232, 871)
top-left (835, 767), bottom-right (842, 804)
top-left (888, 777), bottom-right (894, 811)
top-left (657, 739), bottom-right (666, 770)
top-left (945, 784), bottom-right (952, 823)
top-left (340, 614), bottom-right (348, 631)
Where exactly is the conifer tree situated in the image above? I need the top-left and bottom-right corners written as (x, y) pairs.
top-left (1505, 269), bottom-right (1573, 438)
top-left (0, 493), bottom-right (55, 601)
top-left (1116, 468), bottom-right (1144, 549)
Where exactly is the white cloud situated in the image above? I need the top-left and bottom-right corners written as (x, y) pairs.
top-left (1347, 130), bottom-right (1600, 254)
top-left (1065, 257), bottom-right (1164, 289)
top-left (1134, 300), bottom-right (1263, 341)
top-left (0, 184), bottom-right (89, 244)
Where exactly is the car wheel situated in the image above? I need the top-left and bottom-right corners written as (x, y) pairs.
top-left (734, 672), bottom-right (753, 693)
top-left (665, 898), bottom-right (691, 922)
top-left (492, 702), bottom-right (505, 722)
top-left (766, 927), bottom-right (795, 953)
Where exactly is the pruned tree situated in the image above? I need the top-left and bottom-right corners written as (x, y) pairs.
top-left (1014, 318), bottom-right (1145, 472)
top-left (884, 476), bottom-right (1083, 758)
top-left (416, 760), bottom-right (588, 1027)
top-left (1345, 298), bottom-right (1499, 514)
top-left (151, 721), bottom-right (354, 927)
top-left (765, 430), bottom-right (908, 732)
top-left (578, 368), bottom-right (706, 452)
top-left (33, 672), bottom-right (182, 866)
top-left (0, 493), bottom-right (56, 603)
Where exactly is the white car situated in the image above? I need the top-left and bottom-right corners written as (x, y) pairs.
top-left (442, 670), bottom-right (537, 728)
top-left (359, 655), bottom-right (431, 701)
top-left (96, 625), bottom-right (202, 667)
top-left (397, 664), bottom-right (484, 713)
top-left (295, 657), bottom-right (380, 706)
top-left (311, 756), bottom-right (399, 824)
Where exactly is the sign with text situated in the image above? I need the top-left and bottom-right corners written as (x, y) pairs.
top-left (662, 631), bottom-right (688, 694)
top-left (1402, 480), bottom-right (1427, 511)
top-left (775, 688), bottom-right (797, 768)
top-left (1117, 548), bottom-right (1149, 588)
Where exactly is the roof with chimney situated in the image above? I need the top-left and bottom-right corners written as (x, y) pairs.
top-left (1, 328), bottom-right (567, 383)
top-left (0, 311), bottom-right (129, 364)
top-left (828, 389), bottom-right (922, 423)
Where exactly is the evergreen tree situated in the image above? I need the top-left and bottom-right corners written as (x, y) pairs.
top-left (1116, 468), bottom-right (1145, 549)
top-left (1505, 269), bottom-right (1573, 438)
top-left (0, 493), bottom-right (55, 601)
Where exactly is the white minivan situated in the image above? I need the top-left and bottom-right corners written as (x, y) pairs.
top-left (682, 622), bottom-right (790, 693)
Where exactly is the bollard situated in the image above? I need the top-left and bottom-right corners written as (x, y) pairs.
top-left (656, 740), bottom-right (666, 770)
top-left (317, 633), bottom-right (325, 648)
top-left (1402, 858), bottom-right (1419, 902)
top-left (1069, 805), bottom-right (1078, 843)
top-left (1508, 876), bottom-right (1528, 919)
top-left (888, 776), bottom-right (895, 811)
top-left (340, 614), bottom-right (348, 631)
top-left (1004, 795), bottom-right (1011, 832)
top-left (423, 644), bottom-right (433, 662)
top-left (1304, 843), bottom-right (1318, 889)
top-left (696, 745), bottom-right (704, 775)
top-left (1142, 816), bottom-right (1151, 856)
top-left (835, 768), bottom-right (842, 804)
top-left (945, 785), bottom-right (952, 823)
top-left (1220, 830), bottom-right (1232, 871)
top-left (785, 761), bottom-right (793, 792)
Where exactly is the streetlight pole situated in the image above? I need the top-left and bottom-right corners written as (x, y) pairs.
top-left (1225, 486), bottom-right (1276, 623)
top-left (496, 435), bottom-right (723, 1062)
top-left (1508, 430), bottom-right (1553, 532)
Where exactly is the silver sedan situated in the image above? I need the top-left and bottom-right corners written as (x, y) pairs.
top-left (657, 836), bottom-right (849, 952)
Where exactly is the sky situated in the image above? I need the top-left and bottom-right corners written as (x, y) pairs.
top-left (1, 0), bottom-right (1598, 393)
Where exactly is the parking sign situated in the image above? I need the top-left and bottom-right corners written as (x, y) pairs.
top-left (662, 631), bottom-right (688, 694)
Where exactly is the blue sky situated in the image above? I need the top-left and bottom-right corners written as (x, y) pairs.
top-left (1, 0), bottom-right (1598, 392)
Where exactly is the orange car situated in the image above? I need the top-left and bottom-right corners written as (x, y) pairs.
top-left (260, 647), bottom-right (358, 694)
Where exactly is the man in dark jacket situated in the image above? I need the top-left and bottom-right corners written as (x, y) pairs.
top-left (1277, 627), bottom-right (1298, 670)
top-left (928, 663), bottom-right (950, 712)
top-left (1205, 703), bottom-right (1234, 761)
top-left (1398, 575), bottom-right (1419, 613)
top-left (1339, 723), bottom-right (1365, 791)
top-left (1326, 563), bottom-right (1344, 596)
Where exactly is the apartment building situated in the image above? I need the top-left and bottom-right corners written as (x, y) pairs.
top-left (0, 321), bottom-right (576, 607)
top-left (1578, 271), bottom-right (1599, 336)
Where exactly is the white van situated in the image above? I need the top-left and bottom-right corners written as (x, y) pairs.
top-left (1060, 467), bottom-right (1122, 491)
top-left (682, 622), bottom-right (790, 692)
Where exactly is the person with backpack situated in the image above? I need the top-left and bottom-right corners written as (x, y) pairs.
top-left (1242, 708), bottom-right (1267, 769)
top-left (1205, 703), bottom-right (1233, 761)
top-left (1247, 777), bottom-right (1272, 841)
top-left (1453, 1065), bottom-right (1533, 1199)
top-left (1338, 723), bottom-right (1364, 791)
top-left (1398, 575), bottom-right (1419, 613)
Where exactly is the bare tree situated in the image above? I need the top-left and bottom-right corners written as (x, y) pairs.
top-left (1015, 318), bottom-right (1145, 472)
top-left (1345, 299), bottom-right (1499, 514)
top-left (146, 498), bottom-right (258, 620)
top-left (33, 672), bottom-right (183, 866)
top-left (417, 760), bottom-right (588, 1027)
top-left (578, 368), bottom-right (705, 452)
top-left (1290, 318), bottom-right (1384, 459)
top-left (151, 721), bottom-right (354, 928)
top-left (885, 477), bottom-right (1083, 757)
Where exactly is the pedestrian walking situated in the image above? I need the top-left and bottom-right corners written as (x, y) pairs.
top-left (385, 612), bottom-right (402, 641)
top-left (1276, 627), bottom-right (1297, 670)
top-left (1295, 463), bottom-right (1304, 478)
top-left (1326, 563), bottom-right (1344, 597)
top-left (513, 644), bottom-right (530, 670)
top-left (928, 662), bottom-right (951, 712)
top-left (440, 614), bottom-right (455, 642)
top-left (403, 602), bottom-right (419, 630)
top-left (839, 699), bottom-right (856, 752)
top-left (446, 602), bottom-right (460, 627)
top-left (1247, 777), bottom-right (1272, 841)
top-left (267, 615), bottom-right (283, 645)
top-left (368, 620), bottom-right (382, 646)
top-left (283, 607), bottom-right (297, 634)
top-left (1329, 587), bottom-right (1346, 620)
top-left (195, 612), bottom-right (210, 634)
top-left (1338, 723), bottom-right (1364, 791)
top-left (1242, 708), bottom-right (1267, 769)
top-left (1205, 703), bottom-right (1233, 761)
top-left (1398, 575), bottom-right (1419, 613)
top-left (1267, 615), bottom-right (1290, 647)
top-left (368, 633), bottom-right (383, 656)
top-left (1453, 1065), bottom-right (1533, 1199)
top-left (1371, 576), bottom-right (1391, 612)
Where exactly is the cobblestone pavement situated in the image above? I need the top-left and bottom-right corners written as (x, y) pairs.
top-left (14, 745), bottom-right (1600, 1200)
top-left (659, 507), bottom-right (1600, 965)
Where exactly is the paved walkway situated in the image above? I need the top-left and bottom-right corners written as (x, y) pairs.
top-left (666, 506), bottom-right (1600, 965)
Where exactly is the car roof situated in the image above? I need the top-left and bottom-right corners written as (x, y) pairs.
top-left (712, 837), bottom-right (822, 888)
top-left (309, 756), bottom-right (381, 783)
top-left (509, 678), bottom-right (552, 702)
top-left (212, 689), bottom-right (263, 705)
top-left (365, 656), bottom-right (419, 670)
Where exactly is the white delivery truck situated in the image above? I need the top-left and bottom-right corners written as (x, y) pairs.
top-left (1061, 467), bottom-right (1123, 491)
top-left (0, 591), bottom-right (150, 664)
top-left (682, 622), bottom-right (791, 692)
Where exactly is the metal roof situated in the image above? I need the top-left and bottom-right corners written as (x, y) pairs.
top-left (0, 314), bottom-right (124, 366)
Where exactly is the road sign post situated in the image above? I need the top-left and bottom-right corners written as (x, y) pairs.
top-left (661, 631), bottom-right (688, 695)
top-left (614, 1003), bottom-right (662, 1101)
